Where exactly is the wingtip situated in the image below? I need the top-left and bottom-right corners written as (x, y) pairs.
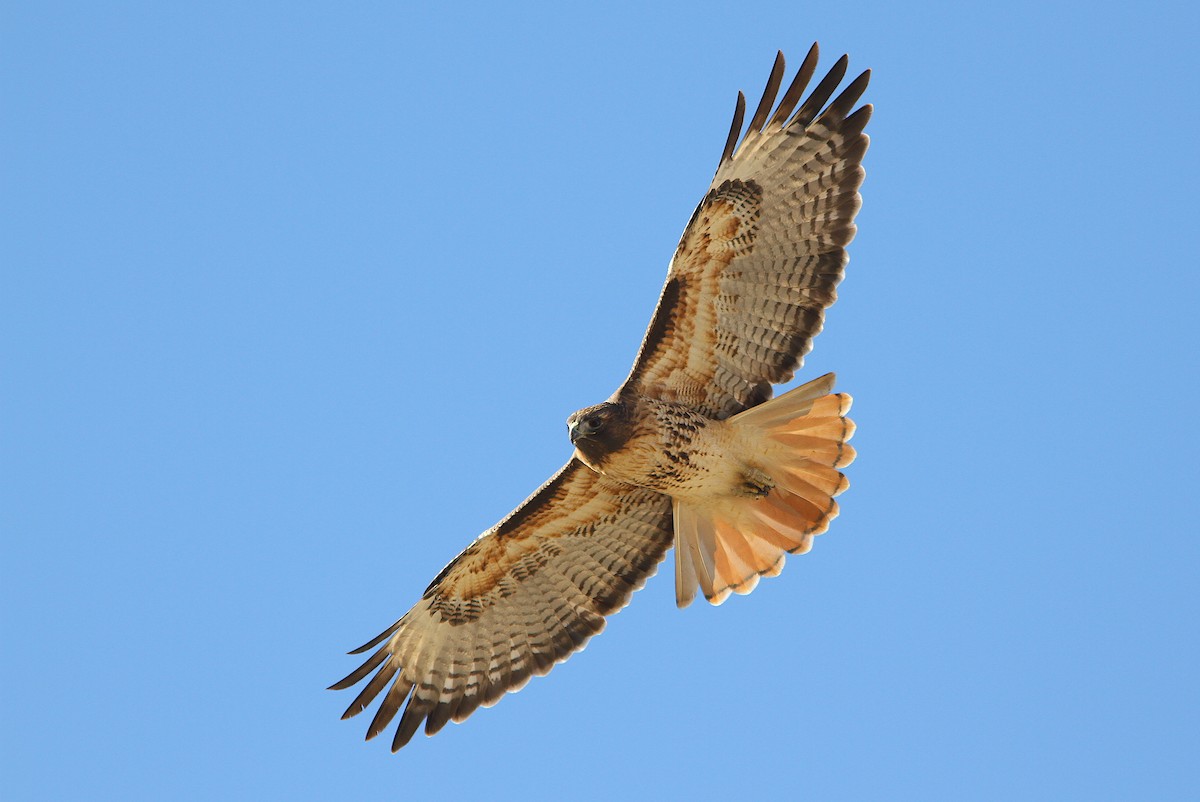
top-left (717, 91), bottom-right (747, 167)
top-left (328, 675), bottom-right (357, 691)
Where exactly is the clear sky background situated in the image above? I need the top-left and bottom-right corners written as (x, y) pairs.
top-left (4, 2), bottom-right (1198, 799)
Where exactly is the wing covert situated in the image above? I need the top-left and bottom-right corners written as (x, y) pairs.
top-left (622, 44), bottom-right (871, 419)
top-left (330, 459), bottom-right (673, 751)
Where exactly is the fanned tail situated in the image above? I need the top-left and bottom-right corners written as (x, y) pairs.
top-left (674, 373), bottom-right (855, 607)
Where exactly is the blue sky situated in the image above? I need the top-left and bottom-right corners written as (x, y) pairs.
top-left (4, 1), bottom-right (1198, 799)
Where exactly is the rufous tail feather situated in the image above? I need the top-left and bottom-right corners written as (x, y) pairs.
top-left (673, 373), bottom-right (855, 608)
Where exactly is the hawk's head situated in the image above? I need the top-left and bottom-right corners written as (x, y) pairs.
top-left (566, 401), bottom-right (632, 469)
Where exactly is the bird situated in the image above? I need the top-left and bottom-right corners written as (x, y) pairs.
top-left (331, 43), bottom-right (871, 752)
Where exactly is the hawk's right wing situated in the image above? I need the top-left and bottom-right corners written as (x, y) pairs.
top-left (620, 44), bottom-right (871, 419)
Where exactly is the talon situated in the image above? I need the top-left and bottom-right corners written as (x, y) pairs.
top-left (740, 468), bottom-right (775, 497)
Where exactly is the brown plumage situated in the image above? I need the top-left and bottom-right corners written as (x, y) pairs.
top-left (333, 43), bottom-right (870, 750)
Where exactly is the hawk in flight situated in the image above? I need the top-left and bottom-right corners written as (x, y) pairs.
top-left (333, 43), bottom-right (871, 751)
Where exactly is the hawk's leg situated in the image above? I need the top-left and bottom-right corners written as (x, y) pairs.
top-left (738, 467), bottom-right (775, 498)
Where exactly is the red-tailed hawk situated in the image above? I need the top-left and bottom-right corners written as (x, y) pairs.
top-left (332, 43), bottom-right (870, 751)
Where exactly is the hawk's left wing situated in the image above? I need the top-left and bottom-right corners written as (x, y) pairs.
top-left (331, 459), bottom-right (672, 751)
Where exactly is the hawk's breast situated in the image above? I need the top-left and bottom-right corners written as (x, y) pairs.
top-left (583, 396), bottom-right (749, 499)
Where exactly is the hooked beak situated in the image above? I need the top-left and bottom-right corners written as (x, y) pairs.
top-left (568, 421), bottom-right (583, 444)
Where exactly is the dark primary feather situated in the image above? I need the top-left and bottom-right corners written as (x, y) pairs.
top-left (767, 44), bottom-right (819, 129)
top-left (746, 51), bottom-right (787, 135)
top-left (718, 92), bottom-right (746, 167)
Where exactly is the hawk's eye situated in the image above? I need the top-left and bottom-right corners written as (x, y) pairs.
top-left (580, 415), bottom-right (603, 435)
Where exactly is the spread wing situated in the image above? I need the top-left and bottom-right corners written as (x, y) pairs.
top-left (621, 45), bottom-right (871, 419)
top-left (330, 459), bottom-right (673, 751)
